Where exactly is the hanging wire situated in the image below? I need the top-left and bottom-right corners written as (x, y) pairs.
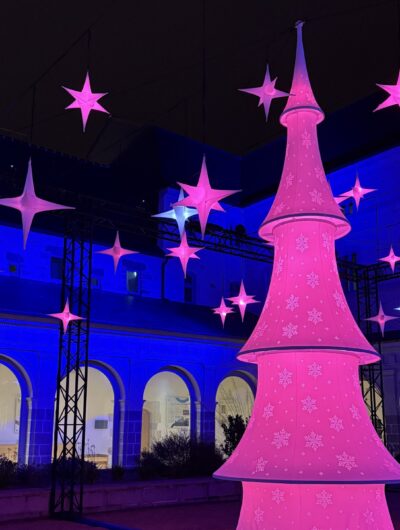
top-left (201, 0), bottom-right (207, 146)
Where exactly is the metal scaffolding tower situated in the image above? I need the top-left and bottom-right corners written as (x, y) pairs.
top-left (49, 214), bottom-right (93, 518)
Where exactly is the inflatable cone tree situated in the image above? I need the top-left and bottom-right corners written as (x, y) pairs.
top-left (214, 21), bottom-right (400, 529)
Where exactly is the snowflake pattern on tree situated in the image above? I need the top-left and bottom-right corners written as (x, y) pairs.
top-left (262, 403), bottom-right (274, 419)
top-left (305, 431), bottom-right (324, 451)
top-left (308, 308), bottom-right (322, 325)
top-left (282, 322), bottom-right (298, 339)
top-left (301, 395), bottom-right (317, 413)
top-left (333, 290), bottom-right (346, 311)
top-left (286, 172), bottom-right (294, 189)
top-left (349, 404), bottom-right (361, 420)
top-left (271, 489), bottom-right (285, 504)
top-left (363, 510), bottom-right (375, 525)
top-left (301, 130), bottom-right (311, 148)
top-left (306, 271), bottom-right (319, 288)
top-left (309, 189), bottom-right (324, 205)
top-left (337, 452), bottom-right (357, 471)
top-left (329, 415), bottom-right (344, 432)
top-left (316, 490), bottom-right (333, 509)
top-left (286, 294), bottom-right (299, 312)
top-left (272, 429), bottom-right (291, 449)
top-left (276, 256), bottom-right (284, 275)
top-left (255, 457), bottom-right (268, 472)
top-left (295, 234), bottom-right (309, 252)
top-left (321, 232), bottom-right (332, 249)
top-left (308, 362), bottom-right (322, 378)
top-left (278, 368), bottom-right (293, 388)
top-left (254, 508), bottom-right (264, 523)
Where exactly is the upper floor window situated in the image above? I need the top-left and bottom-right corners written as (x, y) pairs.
top-left (184, 274), bottom-right (195, 303)
top-left (127, 270), bottom-right (140, 294)
top-left (50, 257), bottom-right (63, 280)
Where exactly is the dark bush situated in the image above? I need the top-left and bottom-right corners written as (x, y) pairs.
top-left (138, 433), bottom-right (224, 480)
top-left (111, 465), bottom-right (125, 481)
top-left (220, 414), bottom-right (248, 457)
top-left (54, 458), bottom-right (99, 485)
top-left (0, 456), bottom-right (16, 488)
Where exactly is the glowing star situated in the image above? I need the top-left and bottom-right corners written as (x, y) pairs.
top-left (153, 189), bottom-right (197, 237)
top-left (379, 246), bottom-right (400, 273)
top-left (334, 196), bottom-right (348, 205)
top-left (239, 65), bottom-right (290, 121)
top-left (374, 70), bottom-right (400, 112)
top-left (212, 297), bottom-right (234, 327)
top-left (0, 158), bottom-right (74, 248)
top-left (166, 231), bottom-right (203, 278)
top-left (228, 280), bottom-right (259, 321)
top-left (339, 174), bottom-right (376, 210)
top-left (365, 301), bottom-right (399, 337)
top-left (63, 72), bottom-right (109, 132)
top-left (175, 157), bottom-right (240, 238)
top-left (97, 231), bottom-right (138, 273)
top-left (47, 299), bottom-right (84, 334)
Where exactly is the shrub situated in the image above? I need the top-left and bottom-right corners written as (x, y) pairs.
top-left (138, 433), bottom-right (224, 480)
top-left (54, 458), bottom-right (99, 485)
top-left (111, 465), bottom-right (125, 481)
top-left (220, 414), bottom-right (248, 457)
top-left (0, 456), bottom-right (16, 488)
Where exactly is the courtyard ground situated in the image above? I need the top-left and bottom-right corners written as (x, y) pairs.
top-left (0, 494), bottom-right (398, 530)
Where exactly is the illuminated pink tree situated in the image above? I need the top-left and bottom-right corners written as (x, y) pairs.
top-left (214, 21), bottom-right (400, 529)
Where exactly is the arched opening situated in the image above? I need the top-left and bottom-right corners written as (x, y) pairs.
top-left (215, 375), bottom-right (255, 449)
top-left (56, 367), bottom-right (115, 468)
top-left (141, 371), bottom-right (191, 452)
top-left (0, 364), bottom-right (21, 462)
top-left (0, 356), bottom-right (31, 465)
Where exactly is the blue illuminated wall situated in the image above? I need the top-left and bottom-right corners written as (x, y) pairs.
top-left (0, 141), bottom-right (400, 467)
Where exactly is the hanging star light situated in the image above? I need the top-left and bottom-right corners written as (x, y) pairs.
top-left (152, 189), bottom-right (197, 237)
top-left (0, 158), bottom-right (74, 248)
top-left (166, 231), bottom-right (203, 277)
top-left (97, 231), bottom-right (138, 273)
top-left (239, 65), bottom-right (290, 122)
top-left (212, 297), bottom-right (234, 328)
top-left (374, 70), bottom-right (400, 112)
top-left (62, 72), bottom-right (109, 132)
top-left (379, 245), bottom-right (400, 273)
top-left (175, 157), bottom-right (240, 238)
top-left (47, 299), bottom-right (84, 333)
top-left (334, 196), bottom-right (348, 205)
top-left (228, 280), bottom-right (259, 321)
top-left (339, 174), bottom-right (376, 210)
top-left (365, 301), bottom-right (399, 337)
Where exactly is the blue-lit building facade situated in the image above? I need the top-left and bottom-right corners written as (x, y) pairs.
top-left (0, 128), bottom-right (399, 470)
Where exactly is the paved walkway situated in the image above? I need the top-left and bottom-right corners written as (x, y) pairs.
top-left (0, 496), bottom-right (399, 530)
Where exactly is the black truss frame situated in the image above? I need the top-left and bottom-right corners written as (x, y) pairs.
top-left (49, 214), bottom-right (93, 517)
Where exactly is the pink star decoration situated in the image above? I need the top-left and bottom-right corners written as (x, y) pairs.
top-left (339, 174), bottom-right (376, 209)
top-left (228, 280), bottom-right (259, 321)
top-left (334, 196), bottom-right (347, 205)
top-left (365, 301), bottom-right (399, 337)
top-left (175, 157), bottom-right (240, 238)
top-left (166, 231), bottom-right (203, 278)
top-left (0, 158), bottom-right (74, 248)
top-left (239, 65), bottom-right (290, 121)
top-left (379, 246), bottom-right (400, 273)
top-left (374, 70), bottom-right (400, 112)
top-left (97, 231), bottom-right (138, 273)
top-left (213, 297), bottom-right (234, 328)
top-left (48, 299), bottom-right (84, 334)
top-left (63, 72), bottom-right (109, 131)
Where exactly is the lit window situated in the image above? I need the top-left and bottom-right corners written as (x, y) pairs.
top-left (127, 271), bottom-right (140, 293)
